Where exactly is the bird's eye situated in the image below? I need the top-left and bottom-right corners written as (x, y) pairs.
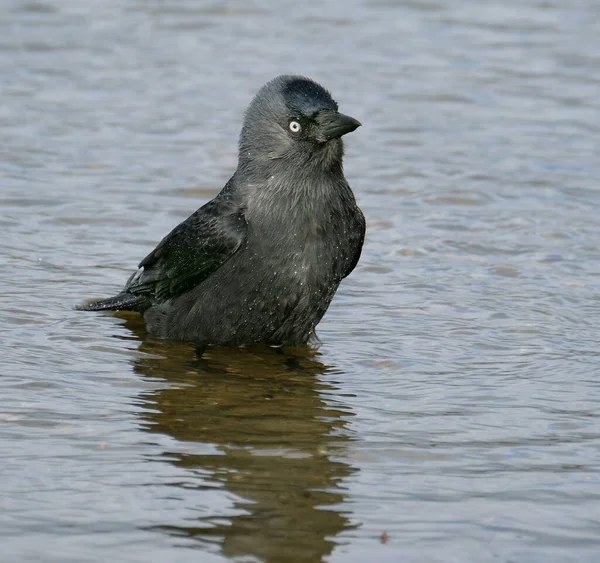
top-left (289, 120), bottom-right (302, 134)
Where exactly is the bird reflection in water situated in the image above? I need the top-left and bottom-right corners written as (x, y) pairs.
top-left (123, 314), bottom-right (357, 562)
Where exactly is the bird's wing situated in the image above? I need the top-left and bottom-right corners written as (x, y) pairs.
top-left (342, 207), bottom-right (366, 279)
top-left (126, 195), bottom-right (247, 303)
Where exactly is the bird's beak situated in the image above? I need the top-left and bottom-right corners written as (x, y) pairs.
top-left (318, 110), bottom-right (362, 141)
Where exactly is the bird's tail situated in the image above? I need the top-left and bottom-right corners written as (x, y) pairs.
top-left (75, 292), bottom-right (146, 312)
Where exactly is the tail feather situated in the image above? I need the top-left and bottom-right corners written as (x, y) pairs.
top-left (76, 292), bottom-right (146, 312)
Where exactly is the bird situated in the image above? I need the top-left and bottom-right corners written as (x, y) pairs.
top-left (78, 75), bottom-right (365, 347)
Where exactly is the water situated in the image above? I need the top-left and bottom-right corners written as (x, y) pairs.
top-left (2, 0), bottom-right (600, 561)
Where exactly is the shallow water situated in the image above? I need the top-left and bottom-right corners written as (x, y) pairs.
top-left (2, 0), bottom-right (600, 561)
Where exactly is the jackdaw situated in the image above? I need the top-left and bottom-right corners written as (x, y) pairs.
top-left (78, 75), bottom-right (365, 346)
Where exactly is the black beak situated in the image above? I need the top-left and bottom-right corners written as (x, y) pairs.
top-left (318, 110), bottom-right (362, 141)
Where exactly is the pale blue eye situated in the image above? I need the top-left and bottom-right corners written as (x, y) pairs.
top-left (289, 120), bottom-right (302, 133)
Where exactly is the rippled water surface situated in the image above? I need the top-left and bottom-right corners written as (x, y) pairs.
top-left (2, 0), bottom-right (600, 561)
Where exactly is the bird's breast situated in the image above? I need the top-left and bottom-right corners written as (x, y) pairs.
top-left (243, 178), bottom-right (355, 287)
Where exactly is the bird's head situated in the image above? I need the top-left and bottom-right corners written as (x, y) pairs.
top-left (238, 75), bottom-right (361, 174)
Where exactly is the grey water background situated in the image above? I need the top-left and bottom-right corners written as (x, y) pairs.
top-left (1, 0), bottom-right (600, 561)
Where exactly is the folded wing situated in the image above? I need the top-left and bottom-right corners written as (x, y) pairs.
top-left (79, 193), bottom-right (247, 312)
